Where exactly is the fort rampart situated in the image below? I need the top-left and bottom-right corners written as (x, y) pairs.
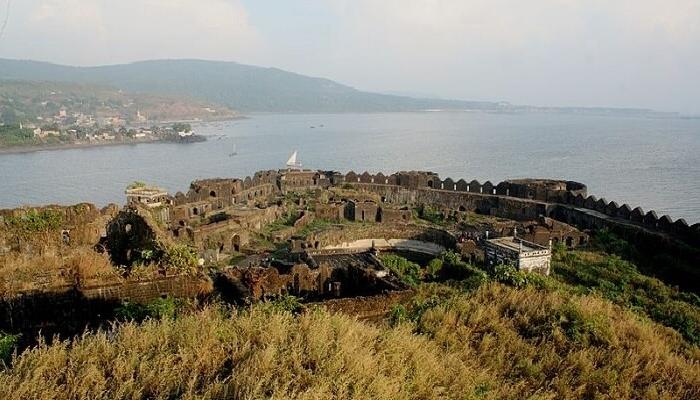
top-left (340, 170), bottom-right (699, 246)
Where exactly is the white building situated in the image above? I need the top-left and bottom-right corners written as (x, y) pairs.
top-left (483, 235), bottom-right (552, 275)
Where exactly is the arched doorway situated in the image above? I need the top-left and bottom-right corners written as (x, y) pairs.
top-left (232, 234), bottom-right (241, 252)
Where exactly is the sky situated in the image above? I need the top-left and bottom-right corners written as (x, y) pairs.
top-left (0, 0), bottom-right (698, 113)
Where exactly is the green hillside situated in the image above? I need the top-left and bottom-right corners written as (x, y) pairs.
top-left (0, 59), bottom-right (502, 113)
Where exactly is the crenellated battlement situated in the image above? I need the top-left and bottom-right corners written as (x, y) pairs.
top-left (338, 170), bottom-right (698, 245)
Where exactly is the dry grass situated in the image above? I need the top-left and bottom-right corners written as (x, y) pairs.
top-left (416, 283), bottom-right (700, 399)
top-left (0, 247), bottom-right (118, 296)
top-left (1, 283), bottom-right (698, 399)
top-left (0, 307), bottom-right (483, 399)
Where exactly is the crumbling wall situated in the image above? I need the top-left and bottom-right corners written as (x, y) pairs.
top-left (104, 206), bottom-right (172, 266)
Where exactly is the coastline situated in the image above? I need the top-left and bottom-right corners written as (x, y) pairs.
top-left (0, 115), bottom-right (246, 156)
top-left (0, 137), bottom-right (178, 155)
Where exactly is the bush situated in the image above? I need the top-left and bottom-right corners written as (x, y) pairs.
top-left (379, 254), bottom-right (422, 286)
top-left (115, 297), bottom-right (182, 321)
top-left (426, 258), bottom-right (443, 280)
top-left (266, 295), bottom-right (303, 315)
top-left (493, 264), bottom-right (529, 288)
top-left (553, 250), bottom-right (700, 345)
top-left (163, 244), bottom-right (199, 275)
top-left (6, 210), bottom-right (63, 233)
top-left (591, 229), bottom-right (635, 259)
top-left (0, 332), bottom-right (20, 366)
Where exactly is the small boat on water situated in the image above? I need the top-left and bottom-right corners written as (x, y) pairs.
top-left (229, 144), bottom-right (238, 157)
top-left (286, 150), bottom-right (302, 169)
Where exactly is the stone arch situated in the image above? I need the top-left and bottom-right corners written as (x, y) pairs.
top-left (105, 210), bottom-right (161, 266)
top-left (231, 234), bottom-right (241, 252)
top-left (458, 205), bottom-right (467, 212)
top-left (210, 190), bottom-right (217, 198)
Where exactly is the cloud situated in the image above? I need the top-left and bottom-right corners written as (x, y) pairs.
top-left (0, 0), bottom-right (698, 112)
top-left (321, 0), bottom-right (700, 111)
top-left (4, 0), bottom-right (261, 65)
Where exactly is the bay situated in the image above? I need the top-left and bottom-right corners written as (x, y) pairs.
top-left (1, 112), bottom-right (698, 223)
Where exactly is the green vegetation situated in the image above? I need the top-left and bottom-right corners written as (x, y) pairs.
top-left (379, 254), bottom-right (422, 286)
top-left (163, 244), bottom-right (199, 275)
top-left (296, 218), bottom-right (339, 237)
top-left (5, 209), bottom-right (63, 234)
top-left (261, 209), bottom-right (300, 234)
top-left (415, 204), bottom-right (450, 225)
top-left (0, 333), bottom-right (20, 366)
top-left (263, 294), bottom-right (304, 315)
top-left (0, 79), bottom-right (234, 126)
top-left (553, 249), bottom-right (700, 345)
top-left (115, 297), bottom-right (187, 322)
top-left (126, 181), bottom-right (146, 190)
top-left (0, 125), bottom-right (36, 147)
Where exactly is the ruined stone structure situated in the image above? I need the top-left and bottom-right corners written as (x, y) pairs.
top-left (217, 249), bottom-right (406, 302)
top-left (484, 236), bottom-right (552, 275)
top-left (339, 170), bottom-right (698, 248)
top-left (2, 164), bottom-right (698, 318)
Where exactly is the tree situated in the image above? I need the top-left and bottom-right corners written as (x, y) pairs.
top-left (1, 108), bottom-right (18, 125)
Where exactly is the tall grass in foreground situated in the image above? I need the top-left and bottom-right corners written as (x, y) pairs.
top-left (1, 283), bottom-right (699, 399)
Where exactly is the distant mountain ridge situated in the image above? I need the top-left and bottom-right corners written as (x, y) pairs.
top-left (0, 58), bottom-right (671, 115)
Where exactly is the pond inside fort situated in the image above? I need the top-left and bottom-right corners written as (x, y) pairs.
top-left (1, 112), bottom-right (699, 223)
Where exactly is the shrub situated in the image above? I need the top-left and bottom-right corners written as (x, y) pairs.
top-left (379, 254), bottom-right (422, 286)
top-left (266, 295), bottom-right (303, 315)
top-left (426, 258), bottom-right (443, 280)
top-left (493, 264), bottom-right (528, 288)
top-left (0, 332), bottom-right (20, 366)
top-left (553, 250), bottom-right (700, 345)
top-left (115, 297), bottom-right (182, 322)
top-left (163, 244), bottom-right (199, 275)
top-left (6, 209), bottom-right (63, 233)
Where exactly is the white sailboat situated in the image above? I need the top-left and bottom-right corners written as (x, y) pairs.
top-left (286, 150), bottom-right (302, 169)
top-left (229, 144), bottom-right (237, 157)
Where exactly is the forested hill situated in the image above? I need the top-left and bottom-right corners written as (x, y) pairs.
top-left (0, 58), bottom-right (501, 112)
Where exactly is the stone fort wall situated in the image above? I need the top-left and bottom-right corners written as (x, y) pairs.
top-left (340, 170), bottom-right (699, 246)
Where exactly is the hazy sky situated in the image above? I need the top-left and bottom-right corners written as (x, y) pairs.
top-left (0, 0), bottom-right (698, 113)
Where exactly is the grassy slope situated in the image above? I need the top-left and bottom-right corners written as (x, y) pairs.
top-left (0, 283), bottom-right (698, 399)
top-left (2, 250), bottom-right (700, 399)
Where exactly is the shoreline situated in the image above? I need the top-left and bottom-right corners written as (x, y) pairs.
top-left (0, 137), bottom-right (181, 155)
top-left (0, 115), bottom-right (246, 156)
